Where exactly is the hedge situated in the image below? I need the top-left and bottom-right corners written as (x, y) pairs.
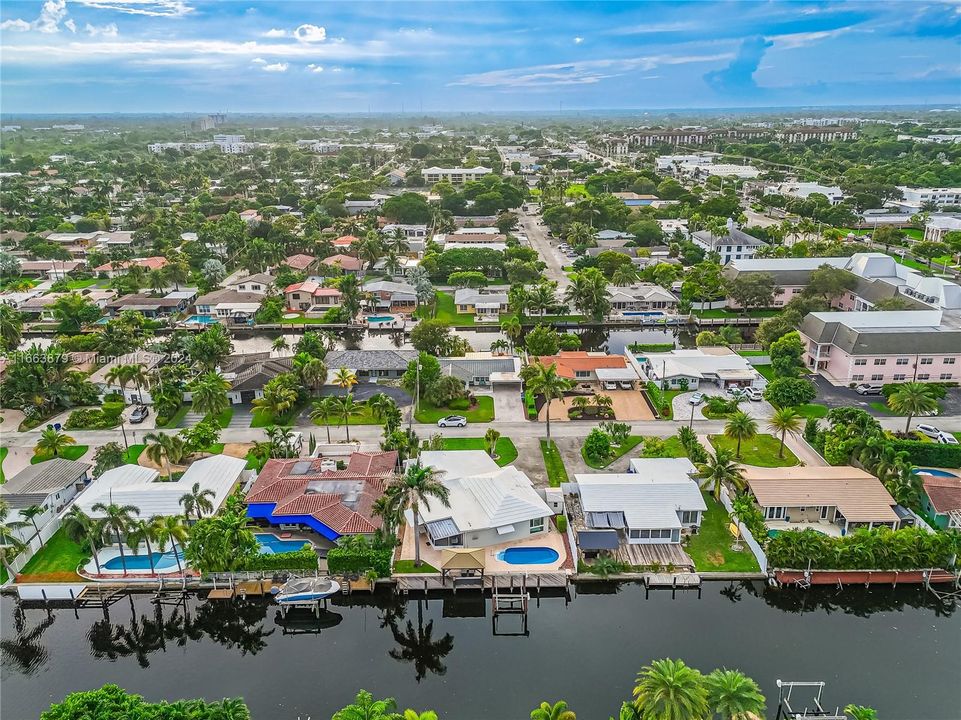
top-left (645, 381), bottom-right (670, 417)
top-left (890, 439), bottom-right (961, 469)
top-left (628, 342), bottom-right (675, 353)
top-left (239, 547), bottom-right (317, 571)
top-left (326, 536), bottom-right (393, 577)
top-left (65, 403), bottom-right (124, 430)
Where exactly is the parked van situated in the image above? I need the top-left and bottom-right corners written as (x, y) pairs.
top-left (855, 383), bottom-right (884, 396)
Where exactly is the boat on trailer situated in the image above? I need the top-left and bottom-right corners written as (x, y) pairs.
top-left (275, 577), bottom-right (341, 604)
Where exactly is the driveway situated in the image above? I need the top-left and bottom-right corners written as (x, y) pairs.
top-left (672, 389), bottom-right (773, 422)
top-left (492, 386), bottom-right (525, 422)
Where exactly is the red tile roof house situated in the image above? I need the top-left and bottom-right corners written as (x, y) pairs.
top-left (333, 235), bottom-right (359, 249)
top-left (536, 351), bottom-right (635, 382)
top-left (284, 280), bottom-right (342, 313)
top-left (283, 253), bottom-right (317, 272)
top-left (94, 256), bottom-right (168, 279)
top-left (245, 451), bottom-right (398, 543)
top-left (321, 254), bottom-right (364, 275)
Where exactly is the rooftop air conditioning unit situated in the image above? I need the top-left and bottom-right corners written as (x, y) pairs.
top-left (319, 459), bottom-right (337, 472)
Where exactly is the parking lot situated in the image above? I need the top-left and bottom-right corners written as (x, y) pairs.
top-left (811, 375), bottom-right (961, 417)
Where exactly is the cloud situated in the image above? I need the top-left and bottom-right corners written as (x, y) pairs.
top-left (293, 24), bottom-right (326, 43)
top-left (86, 23), bottom-right (119, 37)
top-left (262, 28), bottom-right (287, 38)
top-left (703, 36), bottom-right (772, 95)
top-left (0, 19), bottom-right (32, 32)
top-left (261, 62), bottom-right (288, 72)
top-left (573, 36), bottom-right (584, 44)
top-left (306, 63), bottom-right (324, 73)
top-left (1, 0), bottom-right (68, 34)
top-left (770, 27), bottom-right (853, 50)
top-left (453, 52), bottom-right (731, 87)
top-left (65, 19), bottom-right (77, 33)
top-left (72, 1), bottom-right (193, 17)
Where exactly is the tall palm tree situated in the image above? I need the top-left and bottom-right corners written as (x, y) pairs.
top-left (310, 395), bottom-right (340, 444)
top-left (384, 463), bottom-right (451, 568)
top-left (767, 407), bottom-right (802, 460)
top-left (151, 515), bottom-right (188, 575)
top-left (19, 505), bottom-right (46, 547)
top-left (62, 506), bottom-right (105, 574)
top-left (338, 393), bottom-right (362, 443)
top-left (633, 658), bottom-right (709, 720)
top-left (179, 482), bottom-right (216, 520)
top-left (144, 432), bottom-right (186, 480)
top-left (190, 371), bottom-right (230, 419)
top-left (500, 315), bottom-right (522, 350)
top-left (90, 502), bottom-right (140, 576)
top-left (125, 518), bottom-right (158, 575)
top-left (485, 428), bottom-right (501, 458)
top-left (523, 360), bottom-right (573, 448)
top-left (705, 668), bottom-right (766, 720)
top-left (887, 382), bottom-right (938, 435)
top-left (367, 392), bottom-right (397, 422)
top-left (531, 701), bottom-right (576, 720)
top-left (723, 411), bottom-right (758, 459)
top-left (333, 366), bottom-right (358, 392)
top-left (698, 448), bottom-right (744, 501)
top-left (124, 363), bottom-right (149, 405)
top-left (293, 353), bottom-right (328, 396)
top-left (34, 428), bottom-right (76, 459)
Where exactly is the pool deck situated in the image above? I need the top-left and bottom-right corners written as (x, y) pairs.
top-left (82, 542), bottom-right (188, 578)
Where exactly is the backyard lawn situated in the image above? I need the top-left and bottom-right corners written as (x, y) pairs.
top-left (540, 439), bottom-right (569, 487)
top-left (32, 445), bottom-right (89, 464)
top-left (709, 433), bottom-right (799, 467)
top-left (393, 560), bottom-right (440, 573)
top-left (416, 291), bottom-right (476, 325)
top-left (795, 403), bottom-right (829, 419)
top-left (753, 364), bottom-right (776, 381)
top-left (692, 308), bottom-right (779, 318)
top-left (439, 437), bottom-right (519, 467)
top-left (735, 349), bottom-right (768, 357)
top-left (278, 314), bottom-right (339, 325)
top-left (17, 528), bottom-right (89, 582)
top-left (123, 444), bottom-right (146, 464)
top-left (65, 278), bottom-right (99, 290)
top-left (415, 396), bottom-right (495, 423)
top-left (685, 492), bottom-right (760, 573)
top-left (582, 435), bottom-right (643, 469)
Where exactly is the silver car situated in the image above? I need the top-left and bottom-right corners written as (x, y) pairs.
top-left (437, 415), bottom-right (467, 428)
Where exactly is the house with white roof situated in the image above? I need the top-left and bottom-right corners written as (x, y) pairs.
top-left (692, 226), bottom-right (767, 264)
top-left (607, 283), bottom-right (678, 315)
top-left (633, 347), bottom-right (766, 391)
top-left (923, 215), bottom-right (961, 243)
top-left (415, 451), bottom-right (553, 549)
top-left (0, 459), bottom-right (92, 543)
top-left (421, 166), bottom-right (492, 185)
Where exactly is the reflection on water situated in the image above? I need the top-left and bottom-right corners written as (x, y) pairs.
top-left (1, 583), bottom-right (958, 719)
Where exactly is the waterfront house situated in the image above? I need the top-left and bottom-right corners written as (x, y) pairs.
top-left (416, 451), bottom-right (553, 549)
top-left (284, 280), bottom-right (343, 314)
top-left (0, 459), bottom-right (92, 543)
top-left (104, 289), bottom-right (197, 318)
top-left (220, 353), bottom-right (294, 404)
top-left (454, 288), bottom-right (510, 320)
top-left (919, 474), bottom-right (961, 530)
top-left (742, 466), bottom-right (901, 536)
top-left (193, 289), bottom-right (263, 325)
top-left (439, 352), bottom-right (521, 388)
top-left (323, 349), bottom-right (418, 382)
top-left (607, 283), bottom-right (678, 315)
top-left (635, 347), bottom-right (766, 391)
top-left (691, 227), bottom-right (766, 264)
top-left (225, 273), bottom-right (274, 295)
top-left (245, 451), bottom-right (398, 544)
top-left (19, 289), bottom-right (115, 322)
top-left (362, 280), bottom-right (418, 313)
top-left (536, 351), bottom-right (640, 387)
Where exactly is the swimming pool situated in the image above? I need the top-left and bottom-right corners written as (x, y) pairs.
top-left (103, 549), bottom-right (183, 571)
top-left (496, 547), bottom-right (559, 565)
top-left (622, 311), bottom-right (664, 317)
top-left (366, 315), bottom-right (396, 323)
top-left (185, 315), bottom-right (219, 325)
top-left (255, 533), bottom-right (311, 554)
top-left (913, 468), bottom-right (960, 478)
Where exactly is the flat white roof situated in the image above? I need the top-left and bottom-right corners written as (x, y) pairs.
top-left (808, 309), bottom-right (943, 329)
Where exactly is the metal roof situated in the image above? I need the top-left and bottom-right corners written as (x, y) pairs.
top-left (1, 459), bottom-right (91, 498)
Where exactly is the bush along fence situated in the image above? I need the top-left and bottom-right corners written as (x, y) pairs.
top-left (239, 547), bottom-right (318, 572)
top-left (889, 439), bottom-right (961, 469)
top-left (644, 381), bottom-right (670, 418)
top-left (719, 486), bottom-right (768, 574)
top-left (327, 535), bottom-right (393, 578)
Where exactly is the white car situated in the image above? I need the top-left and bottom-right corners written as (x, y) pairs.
top-left (726, 387), bottom-right (746, 400)
top-left (742, 387), bottom-right (763, 401)
top-left (917, 424), bottom-right (942, 439)
top-left (689, 392), bottom-right (705, 405)
top-left (936, 431), bottom-right (959, 445)
top-left (437, 415), bottom-right (467, 428)
top-left (603, 381), bottom-right (618, 391)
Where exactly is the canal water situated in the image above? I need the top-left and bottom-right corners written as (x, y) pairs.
top-left (2, 582), bottom-right (957, 719)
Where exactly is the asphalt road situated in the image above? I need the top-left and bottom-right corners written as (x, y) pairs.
top-left (518, 208), bottom-right (571, 289)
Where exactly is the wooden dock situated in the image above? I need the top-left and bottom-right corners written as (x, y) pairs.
top-left (206, 588), bottom-right (236, 600)
top-left (393, 572), bottom-right (569, 594)
top-left (644, 573), bottom-right (701, 588)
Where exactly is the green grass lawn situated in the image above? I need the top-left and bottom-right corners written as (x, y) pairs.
top-left (439, 437), bottom-right (519, 467)
top-left (393, 559), bottom-right (439, 574)
top-left (709, 434), bottom-right (798, 467)
top-left (693, 308), bottom-right (778, 318)
top-left (123, 444), bottom-right (146, 464)
top-left (540, 439), bottom-right (569, 487)
top-left (659, 390), bottom-right (682, 420)
top-left (642, 436), bottom-right (689, 458)
top-left (582, 435), bottom-right (643, 469)
top-left (795, 403), bottom-right (829, 419)
top-left (65, 278), bottom-right (99, 290)
top-left (0, 446), bottom-right (7, 483)
top-left (211, 408), bottom-right (234, 428)
top-left (736, 349), bottom-right (768, 357)
top-left (17, 528), bottom-right (89, 579)
top-left (416, 291), bottom-right (477, 325)
top-left (277, 314), bottom-right (338, 325)
top-left (753, 364), bottom-right (776, 381)
top-left (32, 445), bottom-right (89, 464)
top-left (415, 396), bottom-right (495, 423)
top-left (159, 405), bottom-right (189, 429)
top-left (868, 401), bottom-right (894, 416)
top-left (251, 399), bottom-right (309, 428)
top-left (685, 492), bottom-right (760, 573)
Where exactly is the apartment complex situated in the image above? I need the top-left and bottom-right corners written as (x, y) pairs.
top-left (420, 166), bottom-right (492, 185)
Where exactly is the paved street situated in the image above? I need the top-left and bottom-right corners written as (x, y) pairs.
top-left (518, 207), bottom-right (571, 289)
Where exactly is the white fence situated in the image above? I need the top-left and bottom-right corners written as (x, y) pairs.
top-left (7, 516), bottom-right (64, 577)
top-left (719, 485), bottom-right (768, 574)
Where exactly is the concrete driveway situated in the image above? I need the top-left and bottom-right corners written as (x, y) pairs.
top-left (672, 389), bottom-right (773, 421)
top-left (492, 386), bottom-right (525, 422)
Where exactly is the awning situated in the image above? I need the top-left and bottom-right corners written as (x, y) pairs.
top-left (587, 511), bottom-right (626, 529)
top-left (441, 548), bottom-right (486, 571)
top-left (495, 524), bottom-right (516, 535)
top-left (425, 518), bottom-right (461, 542)
top-left (595, 367), bottom-right (640, 381)
top-left (577, 530), bottom-right (621, 551)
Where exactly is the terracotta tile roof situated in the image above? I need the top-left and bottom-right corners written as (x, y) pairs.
top-left (536, 351), bottom-right (627, 379)
top-left (923, 476), bottom-right (961, 514)
top-left (95, 256), bottom-right (168, 272)
top-left (321, 254), bottom-right (362, 271)
top-left (348, 451), bottom-right (399, 476)
top-left (284, 253), bottom-right (316, 270)
top-left (334, 235), bottom-right (359, 246)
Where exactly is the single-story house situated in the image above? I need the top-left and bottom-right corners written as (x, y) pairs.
top-left (194, 289), bottom-right (263, 325)
top-left (0, 459), bottom-right (92, 543)
top-left (225, 273), bottom-right (274, 295)
top-left (382, 223), bottom-right (427, 239)
top-left (284, 254), bottom-right (318, 273)
top-left (362, 280), bottom-right (417, 313)
top-left (415, 451), bottom-right (553, 549)
top-left (94, 256), bottom-right (168, 278)
top-left (18, 259), bottom-right (84, 280)
top-left (607, 283), bottom-right (678, 314)
top-left (19, 289), bottom-right (116, 321)
top-left (284, 280), bottom-right (343, 313)
top-left (454, 288), bottom-right (509, 319)
top-left (220, 353), bottom-right (293, 404)
top-left (920, 474), bottom-right (961, 530)
top-left (573, 458), bottom-right (706, 549)
top-left (743, 466), bottom-right (902, 536)
top-left (320, 254), bottom-right (363, 275)
top-left (104, 289), bottom-right (197, 318)
top-left (324, 349), bottom-right (419, 381)
top-left (439, 353), bottom-right (521, 387)
top-left (333, 235), bottom-right (359, 249)
top-left (245, 451), bottom-right (398, 542)
top-left (634, 347), bottom-right (765, 390)
top-left (75, 455), bottom-right (249, 526)
top-left (89, 350), bottom-right (166, 403)
top-left (536, 351), bottom-right (640, 385)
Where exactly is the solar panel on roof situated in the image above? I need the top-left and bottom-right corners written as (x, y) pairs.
top-left (290, 461), bottom-right (313, 475)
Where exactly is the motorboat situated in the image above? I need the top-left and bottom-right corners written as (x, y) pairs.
top-left (274, 576), bottom-right (341, 604)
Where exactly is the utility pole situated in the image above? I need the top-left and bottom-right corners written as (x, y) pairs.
top-left (409, 361), bottom-right (420, 431)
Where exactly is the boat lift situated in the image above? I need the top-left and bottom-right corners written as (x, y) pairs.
top-left (775, 680), bottom-right (846, 720)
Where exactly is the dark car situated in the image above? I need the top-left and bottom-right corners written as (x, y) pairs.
top-left (130, 405), bottom-right (150, 424)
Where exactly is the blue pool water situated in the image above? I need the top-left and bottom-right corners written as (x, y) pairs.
top-left (913, 468), bottom-right (959, 478)
top-left (104, 549), bottom-right (183, 571)
top-left (185, 315), bottom-right (218, 324)
top-left (622, 311), bottom-right (664, 317)
top-left (496, 547), bottom-right (560, 565)
top-left (93, 317), bottom-right (110, 325)
top-left (255, 533), bottom-right (311, 554)
top-left (366, 315), bottom-right (395, 323)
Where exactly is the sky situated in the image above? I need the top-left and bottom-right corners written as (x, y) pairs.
top-left (1, 0), bottom-right (959, 114)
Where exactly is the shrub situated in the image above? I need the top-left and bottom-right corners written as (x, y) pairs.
top-left (641, 437), bottom-right (667, 458)
top-left (584, 428), bottom-right (612, 462)
top-left (101, 401), bottom-right (125, 420)
top-left (645, 381), bottom-right (667, 416)
top-left (804, 417), bottom-right (819, 443)
top-left (327, 535), bottom-right (393, 578)
top-left (447, 397), bottom-right (470, 411)
top-left (240, 547), bottom-right (317, 571)
top-left (102, 392), bottom-right (125, 404)
top-left (889, 439), bottom-right (961, 469)
top-left (40, 684), bottom-right (249, 720)
top-left (555, 515), bottom-right (568, 533)
top-left (65, 407), bottom-right (120, 430)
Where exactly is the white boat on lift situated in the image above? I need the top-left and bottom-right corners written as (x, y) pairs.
top-left (275, 577), bottom-right (340, 604)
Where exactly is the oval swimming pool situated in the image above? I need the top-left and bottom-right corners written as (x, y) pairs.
top-left (913, 468), bottom-right (959, 478)
top-left (496, 547), bottom-right (560, 565)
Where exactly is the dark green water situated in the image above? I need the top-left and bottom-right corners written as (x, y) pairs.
top-left (2, 582), bottom-right (958, 719)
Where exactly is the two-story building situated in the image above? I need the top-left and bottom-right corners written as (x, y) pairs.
top-left (362, 280), bottom-right (417, 314)
top-left (421, 166), bottom-right (492, 185)
top-left (691, 227), bottom-right (767, 264)
top-left (284, 280), bottom-right (343, 314)
top-left (454, 288), bottom-right (510, 320)
top-left (607, 283), bottom-right (678, 315)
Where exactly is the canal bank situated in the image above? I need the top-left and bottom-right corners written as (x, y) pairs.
top-left (2, 581), bottom-right (957, 719)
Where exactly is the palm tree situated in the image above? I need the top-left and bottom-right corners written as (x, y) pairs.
top-left (887, 382), bottom-right (938, 435)
top-left (125, 518), bottom-right (158, 575)
top-left (0, 303), bottom-right (24, 351)
top-left (213, 698), bottom-right (251, 720)
top-left (523, 360), bottom-right (573, 448)
top-left (384, 463), bottom-right (450, 568)
top-left (34, 428), bottom-right (76, 459)
top-left (190, 371), bottom-right (230, 419)
top-left (62, 507), bottom-right (105, 574)
top-left (724, 411), bottom-right (757, 459)
top-left (633, 658), bottom-right (709, 720)
top-left (705, 668), bottom-right (766, 720)
top-left (293, 353), bottom-right (328, 396)
top-left (367, 392), bottom-right (397, 422)
top-left (767, 407), bottom-right (802, 460)
top-left (125, 363), bottom-right (149, 405)
top-left (612, 265), bottom-right (640, 286)
top-left (179, 482), bottom-right (217, 520)
top-left (90, 502), bottom-right (140, 576)
top-left (698, 448), bottom-right (744, 501)
top-left (0, 500), bottom-right (28, 581)
top-left (843, 705), bottom-right (878, 720)
top-left (531, 700), bottom-right (576, 720)
top-left (271, 335), bottom-right (289, 354)
top-left (310, 395), bottom-right (340, 444)
top-left (333, 366), bottom-right (358, 392)
top-left (500, 315), bottom-right (522, 350)
top-left (105, 364), bottom-right (133, 403)
top-left (19, 505), bottom-right (46, 547)
top-left (490, 338), bottom-right (509, 355)
top-left (485, 428), bottom-right (501, 459)
top-left (338, 393), bottom-right (362, 443)
top-left (151, 515), bottom-right (188, 575)
top-left (144, 432), bottom-right (186, 480)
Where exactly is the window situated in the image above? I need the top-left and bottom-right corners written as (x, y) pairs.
top-left (871, 374), bottom-right (884, 381)
top-left (896, 358), bottom-right (909, 365)
top-left (854, 359), bottom-right (867, 366)
top-left (921, 357), bottom-right (933, 365)
top-left (852, 374), bottom-right (864, 381)
top-left (946, 358), bottom-right (956, 365)
top-left (918, 373), bottom-right (930, 380)
top-left (940, 373), bottom-right (953, 380)
top-left (765, 506), bottom-right (784, 520)
top-left (575, 370), bottom-right (590, 378)
top-left (893, 374), bottom-right (906, 381)
top-left (680, 510), bottom-right (698, 524)
top-left (873, 359), bottom-right (886, 366)
top-left (529, 517), bottom-right (545, 534)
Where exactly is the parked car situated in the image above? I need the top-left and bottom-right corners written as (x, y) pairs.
top-left (689, 392), bottom-right (705, 405)
top-left (855, 383), bottom-right (884, 395)
top-left (603, 381), bottom-right (618, 391)
top-left (437, 415), bottom-right (467, 428)
top-left (936, 431), bottom-right (958, 445)
top-left (129, 405), bottom-right (149, 424)
top-left (619, 381), bottom-right (634, 390)
top-left (726, 387), bottom-right (746, 400)
top-left (917, 424), bottom-right (942, 439)
top-left (742, 387), bottom-right (763, 401)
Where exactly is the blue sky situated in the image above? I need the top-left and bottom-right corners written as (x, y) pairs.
top-left (1, 1), bottom-right (959, 113)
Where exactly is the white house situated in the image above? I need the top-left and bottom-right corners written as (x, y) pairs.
top-left (607, 283), bottom-right (678, 315)
top-left (692, 226), bottom-right (767, 264)
top-left (633, 347), bottom-right (766, 391)
top-left (0, 459), bottom-right (92, 543)
top-left (890, 187), bottom-right (961, 212)
top-left (421, 166), bottom-right (492, 185)
top-left (415, 451), bottom-right (553, 549)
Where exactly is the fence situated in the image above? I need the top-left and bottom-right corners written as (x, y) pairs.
top-left (7, 516), bottom-right (63, 577)
top-left (719, 486), bottom-right (768, 574)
